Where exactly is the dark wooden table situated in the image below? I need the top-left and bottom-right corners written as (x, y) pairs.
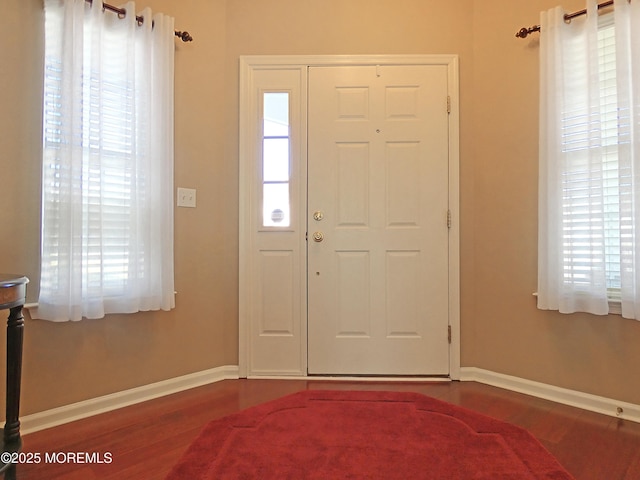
top-left (0, 275), bottom-right (28, 476)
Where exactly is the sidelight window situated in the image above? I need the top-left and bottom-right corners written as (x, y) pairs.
top-left (262, 92), bottom-right (291, 227)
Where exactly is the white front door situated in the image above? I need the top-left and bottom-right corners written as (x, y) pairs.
top-left (307, 65), bottom-right (450, 375)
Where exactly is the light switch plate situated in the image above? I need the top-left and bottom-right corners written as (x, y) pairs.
top-left (177, 187), bottom-right (196, 208)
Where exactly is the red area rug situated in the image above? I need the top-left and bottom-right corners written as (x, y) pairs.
top-left (166, 390), bottom-right (574, 479)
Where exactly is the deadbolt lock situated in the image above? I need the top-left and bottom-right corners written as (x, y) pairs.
top-left (313, 211), bottom-right (324, 221)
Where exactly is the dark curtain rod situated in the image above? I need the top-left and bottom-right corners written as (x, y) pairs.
top-left (86, 0), bottom-right (193, 42)
top-left (516, 0), bottom-right (615, 38)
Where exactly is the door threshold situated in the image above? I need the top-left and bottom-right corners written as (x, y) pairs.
top-left (246, 374), bottom-right (451, 382)
top-left (307, 374), bottom-right (451, 382)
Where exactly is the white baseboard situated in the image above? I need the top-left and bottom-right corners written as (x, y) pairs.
top-left (460, 367), bottom-right (640, 424)
top-left (21, 365), bottom-right (239, 435)
top-left (21, 365), bottom-right (639, 435)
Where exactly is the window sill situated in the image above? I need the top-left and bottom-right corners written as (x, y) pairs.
top-left (532, 292), bottom-right (621, 315)
top-left (23, 291), bottom-right (179, 312)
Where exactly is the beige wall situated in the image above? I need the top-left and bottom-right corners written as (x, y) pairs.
top-left (1, 0), bottom-right (639, 416)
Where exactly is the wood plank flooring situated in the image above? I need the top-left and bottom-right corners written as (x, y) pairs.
top-left (9, 379), bottom-right (640, 479)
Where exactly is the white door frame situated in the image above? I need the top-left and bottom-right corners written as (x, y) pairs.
top-left (239, 55), bottom-right (460, 379)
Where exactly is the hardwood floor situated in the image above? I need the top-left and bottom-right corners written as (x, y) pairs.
top-left (9, 379), bottom-right (640, 479)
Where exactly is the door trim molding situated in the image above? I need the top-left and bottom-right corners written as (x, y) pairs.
top-left (239, 55), bottom-right (460, 379)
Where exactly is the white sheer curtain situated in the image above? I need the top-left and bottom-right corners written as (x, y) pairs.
top-left (538, 0), bottom-right (640, 319)
top-left (616, 0), bottom-right (640, 317)
top-left (34, 0), bottom-right (175, 321)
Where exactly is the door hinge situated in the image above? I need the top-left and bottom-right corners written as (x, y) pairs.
top-left (447, 95), bottom-right (451, 114)
top-left (448, 325), bottom-right (452, 344)
top-left (447, 209), bottom-right (452, 229)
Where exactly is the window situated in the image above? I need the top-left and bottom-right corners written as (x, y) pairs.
top-left (41, 35), bottom-right (138, 296)
top-left (560, 15), bottom-right (620, 294)
top-left (538, 3), bottom-right (640, 319)
top-left (262, 92), bottom-right (291, 227)
top-left (34, 0), bottom-right (175, 321)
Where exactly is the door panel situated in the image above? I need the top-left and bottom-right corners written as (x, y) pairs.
top-left (241, 66), bottom-right (307, 376)
top-left (307, 65), bottom-right (450, 375)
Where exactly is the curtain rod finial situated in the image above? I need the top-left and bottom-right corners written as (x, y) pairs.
top-left (175, 31), bottom-right (193, 42)
top-left (516, 25), bottom-right (541, 39)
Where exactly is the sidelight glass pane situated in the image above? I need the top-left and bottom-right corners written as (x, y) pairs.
top-left (263, 138), bottom-right (289, 182)
top-left (263, 183), bottom-right (290, 227)
top-left (263, 93), bottom-right (289, 136)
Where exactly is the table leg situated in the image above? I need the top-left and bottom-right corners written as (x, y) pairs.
top-left (2, 464), bottom-right (16, 480)
top-left (4, 306), bottom-right (23, 446)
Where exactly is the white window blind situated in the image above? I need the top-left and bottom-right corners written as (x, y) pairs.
top-left (597, 19), bottom-right (622, 296)
top-left (560, 17), bottom-right (621, 294)
top-left (42, 35), bottom-right (138, 297)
